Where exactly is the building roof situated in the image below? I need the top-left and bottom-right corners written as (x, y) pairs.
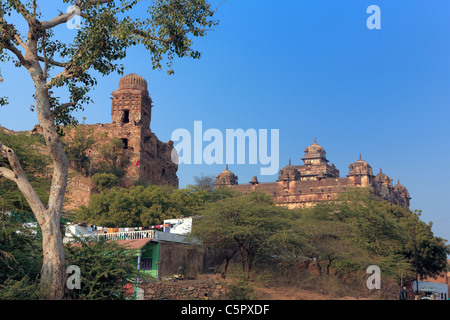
top-left (215, 164), bottom-right (238, 185)
top-left (115, 238), bottom-right (153, 250)
top-left (348, 154), bottom-right (374, 176)
top-left (303, 138), bottom-right (327, 159)
top-left (68, 238), bottom-right (153, 250)
top-left (118, 73), bottom-right (148, 91)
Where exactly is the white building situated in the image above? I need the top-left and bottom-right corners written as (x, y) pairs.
top-left (413, 280), bottom-right (448, 300)
top-left (163, 217), bottom-right (193, 235)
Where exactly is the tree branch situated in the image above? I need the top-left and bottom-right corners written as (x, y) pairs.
top-left (3, 41), bottom-right (31, 68)
top-left (37, 56), bottom-right (67, 68)
top-left (41, 0), bottom-right (113, 29)
top-left (0, 166), bottom-right (16, 181)
top-left (6, 0), bottom-right (36, 26)
top-left (0, 142), bottom-right (47, 220)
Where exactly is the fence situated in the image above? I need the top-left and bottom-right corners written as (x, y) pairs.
top-left (63, 230), bottom-right (155, 244)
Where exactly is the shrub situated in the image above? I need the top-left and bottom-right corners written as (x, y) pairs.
top-left (92, 173), bottom-right (119, 192)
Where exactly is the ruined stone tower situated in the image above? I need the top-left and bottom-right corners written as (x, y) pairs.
top-left (110, 73), bottom-right (178, 187)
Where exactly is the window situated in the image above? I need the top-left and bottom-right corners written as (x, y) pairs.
top-left (140, 258), bottom-right (152, 271)
top-left (123, 110), bottom-right (130, 123)
top-left (121, 138), bottom-right (128, 149)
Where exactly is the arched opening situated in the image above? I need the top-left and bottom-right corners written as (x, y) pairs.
top-left (123, 110), bottom-right (130, 124)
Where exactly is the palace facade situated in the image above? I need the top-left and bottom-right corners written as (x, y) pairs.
top-left (215, 139), bottom-right (411, 209)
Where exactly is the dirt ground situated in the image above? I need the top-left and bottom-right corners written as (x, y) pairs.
top-left (174, 274), bottom-right (368, 300)
top-left (252, 285), bottom-right (365, 300)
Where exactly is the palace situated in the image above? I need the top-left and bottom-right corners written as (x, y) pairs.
top-left (215, 139), bottom-right (411, 209)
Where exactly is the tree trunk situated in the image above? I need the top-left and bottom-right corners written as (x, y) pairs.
top-left (221, 248), bottom-right (237, 279)
top-left (34, 83), bottom-right (69, 300)
top-left (40, 219), bottom-right (67, 299)
top-left (27, 60), bottom-right (69, 298)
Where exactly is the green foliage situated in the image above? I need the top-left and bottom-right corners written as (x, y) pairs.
top-left (75, 185), bottom-right (209, 227)
top-left (402, 210), bottom-right (449, 280)
top-left (92, 173), bottom-right (119, 192)
top-left (194, 188), bottom-right (449, 288)
top-left (191, 191), bottom-right (292, 280)
top-left (96, 137), bottom-right (130, 177)
top-left (293, 189), bottom-right (449, 281)
top-left (0, 276), bottom-right (41, 300)
top-left (65, 237), bottom-right (141, 300)
top-left (0, 131), bottom-right (51, 213)
top-left (63, 125), bottom-right (96, 174)
top-left (0, 211), bottom-right (42, 300)
top-left (226, 280), bottom-right (255, 300)
top-left (1, 0), bottom-right (218, 123)
top-left (0, 212), bottom-right (42, 283)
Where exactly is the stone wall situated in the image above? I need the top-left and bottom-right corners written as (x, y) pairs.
top-left (158, 242), bottom-right (204, 279)
top-left (140, 275), bottom-right (229, 300)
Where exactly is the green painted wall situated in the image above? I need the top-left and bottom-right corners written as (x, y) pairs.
top-left (139, 242), bottom-right (159, 279)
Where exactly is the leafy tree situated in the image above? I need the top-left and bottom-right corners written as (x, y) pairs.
top-left (0, 210), bottom-right (42, 299)
top-left (191, 191), bottom-right (291, 281)
top-left (300, 189), bottom-right (449, 282)
top-left (65, 236), bottom-right (141, 300)
top-left (75, 184), bottom-right (209, 227)
top-left (0, 211), bottom-right (42, 283)
top-left (403, 210), bottom-right (449, 285)
top-left (63, 124), bottom-right (95, 174)
top-left (0, 276), bottom-right (41, 300)
top-left (92, 172), bottom-right (119, 192)
top-left (0, 0), bottom-right (217, 299)
top-left (0, 131), bottom-right (50, 213)
top-left (194, 174), bottom-right (215, 192)
top-left (96, 137), bottom-right (130, 177)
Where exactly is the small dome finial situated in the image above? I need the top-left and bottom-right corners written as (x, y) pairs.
top-left (359, 153), bottom-right (362, 160)
top-left (289, 158), bottom-right (291, 166)
top-left (314, 138), bottom-right (317, 144)
top-left (226, 164), bottom-right (229, 171)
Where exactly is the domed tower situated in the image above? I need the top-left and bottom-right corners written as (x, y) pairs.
top-left (300, 139), bottom-right (339, 180)
top-left (374, 169), bottom-right (394, 199)
top-left (348, 154), bottom-right (374, 187)
top-left (108, 74), bottom-right (178, 188)
top-left (374, 169), bottom-right (390, 185)
top-left (215, 165), bottom-right (238, 188)
top-left (249, 176), bottom-right (259, 191)
top-left (111, 73), bottom-right (152, 129)
top-left (278, 159), bottom-right (300, 182)
top-left (302, 138), bottom-right (328, 166)
top-left (394, 180), bottom-right (411, 207)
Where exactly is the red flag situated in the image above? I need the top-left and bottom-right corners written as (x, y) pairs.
top-left (134, 160), bottom-right (140, 167)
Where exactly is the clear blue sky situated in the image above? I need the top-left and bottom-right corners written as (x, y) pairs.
top-left (1, 1), bottom-right (449, 243)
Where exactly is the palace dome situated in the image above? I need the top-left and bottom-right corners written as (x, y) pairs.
top-left (118, 73), bottom-right (148, 91)
top-left (305, 138), bottom-right (324, 154)
top-left (375, 169), bottom-right (389, 182)
top-left (279, 159), bottom-right (300, 181)
top-left (215, 165), bottom-right (238, 186)
top-left (395, 180), bottom-right (406, 191)
top-left (348, 154), bottom-right (373, 176)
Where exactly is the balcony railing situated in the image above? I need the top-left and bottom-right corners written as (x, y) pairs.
top-left (63, 230), bottom-right (155, 244)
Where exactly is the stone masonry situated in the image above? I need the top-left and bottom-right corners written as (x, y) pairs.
top-left (215, 139), bottom-right (411, 209)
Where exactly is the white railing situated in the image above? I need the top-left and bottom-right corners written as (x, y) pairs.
top-left (63, 230), bottom-right (155, 244)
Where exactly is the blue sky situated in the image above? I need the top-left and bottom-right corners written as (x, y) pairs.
top-left (1, 1), bottom-right (450, 243)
